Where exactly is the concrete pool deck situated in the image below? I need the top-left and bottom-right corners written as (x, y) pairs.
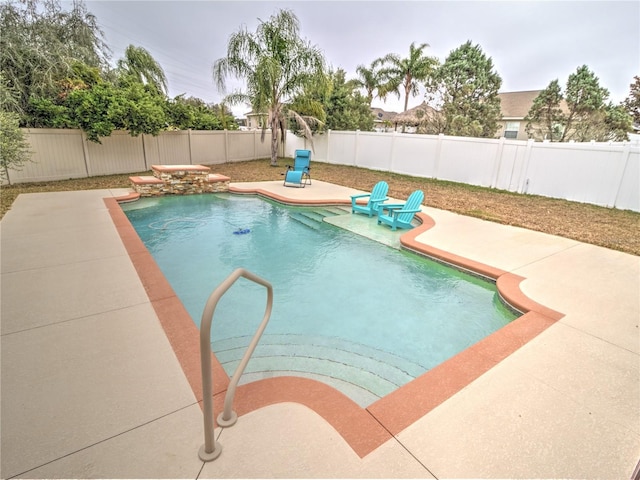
top-left (1, 180), bottom-right (638, 478)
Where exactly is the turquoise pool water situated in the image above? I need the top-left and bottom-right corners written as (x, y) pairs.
top-left (123, 194), bottom-right (517, 406)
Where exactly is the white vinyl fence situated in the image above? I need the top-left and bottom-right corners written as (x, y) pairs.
top-left (297, 131), bottom-right (639, 212)
top-left (8, 128), bottom-right (273, 183)
top-left (8, 128), bottom-right (640, 212)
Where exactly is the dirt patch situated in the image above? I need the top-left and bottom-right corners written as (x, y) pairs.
top-left (2, 159), bottom-right (638, 256)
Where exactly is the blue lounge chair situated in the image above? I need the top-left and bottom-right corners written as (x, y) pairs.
top-left (377, 190), bottom-right (424, 230)
top-left (283, 149), bottom-right (311, 187)
top-left (351, 181), bottom-right (389, 217)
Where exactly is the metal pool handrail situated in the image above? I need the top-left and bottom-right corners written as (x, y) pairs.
top-left (198, 268), bottom-right (273, 462)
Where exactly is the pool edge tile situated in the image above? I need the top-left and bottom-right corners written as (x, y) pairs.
top-left (214, 376), bottom-right (393, 458)
top-left (366, 310), bottom-right (559, 435)
top-left (105, 197), bottom-right (229, 401)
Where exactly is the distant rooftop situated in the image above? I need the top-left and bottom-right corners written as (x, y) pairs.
top-left (371, 107), bottom-right (398, 122)
top-left (498, 90), bottom-right (543, 118)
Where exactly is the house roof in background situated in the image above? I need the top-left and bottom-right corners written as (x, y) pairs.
top-left (394, 102), bottom-right (438, 125)
top-left (371, 107), bottom-right (398, 122)
top-left (498, 90), bottom-right (571, 119)
top-left (498, 90), bottom-right (542, 118)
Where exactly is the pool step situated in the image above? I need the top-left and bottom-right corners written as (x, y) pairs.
top-left (239, 371), bottom-right (380, 407)
top-left (288, 207), bottom-right (349, 230)
top-left (212, 333), bottom-right (427, 406)
top-left (317, 206), bottom-right (351, 216)
top-left (288, 212), bottom-right (321, 230)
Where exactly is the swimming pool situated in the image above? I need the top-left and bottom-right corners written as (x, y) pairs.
top-left (123, 194), bottom-right (518, 406)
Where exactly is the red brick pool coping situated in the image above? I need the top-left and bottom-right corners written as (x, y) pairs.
top-left (104, 188), bottom-right (564, 458)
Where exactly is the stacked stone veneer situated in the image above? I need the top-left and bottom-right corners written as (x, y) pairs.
top-left (129, 165), bottom-right (230, 196)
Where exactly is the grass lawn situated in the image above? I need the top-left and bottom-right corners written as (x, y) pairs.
top-left (2, 158), bottom-right (639, 256)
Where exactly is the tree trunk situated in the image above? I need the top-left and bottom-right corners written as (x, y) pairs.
top-left (402, 78), bottom-right (411, 133)
top-left (403, 74), bottom-right (411, 112)
top-left (270, 115), bottom-right (279, 166)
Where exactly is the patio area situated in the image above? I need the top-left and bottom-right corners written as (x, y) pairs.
top-left (1, 180), bottom-right (638, 479)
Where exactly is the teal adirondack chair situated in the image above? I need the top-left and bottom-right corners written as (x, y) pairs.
top-left (351, 181), bottom-right (389, 217)
top-left (283, 149), bottom-right (311, 187)
top-left (377, 190), bottom-right (424, 230)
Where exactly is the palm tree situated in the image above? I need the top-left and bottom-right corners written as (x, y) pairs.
top-left (377, 42), bottom-right (438, 112)
top-left (213, 9), bottom-right (326, 166)
top-left (117, 45), bottom-right (168, 95)
top-left (352, 61), bottom-right (386, 106)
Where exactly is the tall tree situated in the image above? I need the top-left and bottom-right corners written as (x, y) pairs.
top-left (623, 76), bottom-right (640, 126)
top-left (603, 103), bottom-right (634, 141)
top-left (525, 65), bottom-right (628, 142)
top-left (352, 61), bottom-right (386, 106)
top-left (290, 68), bottom-right (373, 132)
top-left (0, 0), bottom-right (110, 120)
top-left (288, 71), bottom-right (329, 136)
top-left (213, 9), bottom-right (326, 166)
top-left (0, 73), bottom-right (32, 178)
top-left (165, 96), bottom-right (235, 130)
top-left (0, 110), bottom-right (32, 180)
top-left (572, 103), bottom-right (632, 142)
top-left (117, 45), bottom-right (168, 96)
top-left (64, 80), bottom-right (167, 142)
top-left (376, 42), bottom-right (438, 112)
top-left (324, 69), bottom-right (374, 131)
top-left (525, 80), bottom-right (565, 141)
top-left (427, 41), bottom-right (502, 138)
top-left (24, 60), bottom-right (169, 142)
top-left (561, 65), bottom-right (609, 141)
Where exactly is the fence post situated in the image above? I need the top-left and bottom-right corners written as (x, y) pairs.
top-left (141, 134), bottom-right (148, 170)
top-left (4, 165), bottom-right (11, 185)
top-left (224, 130), bottom-right (229, 163)
top-left (519, 139), bottom-right (535, 194)
top-left (389, 131), bottom-right (397, 172)
top-left (433, 133), bottom-right (444, 179)
top-left (188, 129), bottom-right (193, 165)
top-left (80, 130), bottom-right (91, 178)
top-left (253, 130), bottom-right (258, 160)
top-left (491, 136), bottom-right (506, 188)
top-left (613, 143), bottom-right (632, 209)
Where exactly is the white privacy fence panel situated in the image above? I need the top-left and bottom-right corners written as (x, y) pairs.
top-left (284, 133), bottom-right (309, 157)
top-left (325, 131), bottom-right (358, 166)
top-left (10, 128), bottom-right (639, 212)
top-left (142, 134), bottom-right (161, 167)
top-left (156, 131), bottom-right (191, 165)
top-left (86, 131), bottom-right (146, 176)
top-left (355, 132), bottom-right (395, 171)
top-left (190, 130), bottom-right (273, 165)
top-left (615, 148), bottom-right (639, 211)
top-left (190, 131), bottom-right (227, 165)
top-left (493, 141), bottom-right (530, 191)
top-left (9, 129), bottom-right (88, 182)
top-left (389, 134), bottom-right (438, 178)
top-left (313, 135), bottom-right (328, 161)
top-left (227, 131), bottom-right (260, 161)
top-left (523, 143), bottom-right (616, 205)
top-left (437, 136), bottom-right (500, 187)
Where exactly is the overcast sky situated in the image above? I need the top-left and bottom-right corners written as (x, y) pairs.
top-left (84, 0), bottom-right (638, 116)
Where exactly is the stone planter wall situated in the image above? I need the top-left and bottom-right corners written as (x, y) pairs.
top-left (129, 165), bottom-right (230, 196)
